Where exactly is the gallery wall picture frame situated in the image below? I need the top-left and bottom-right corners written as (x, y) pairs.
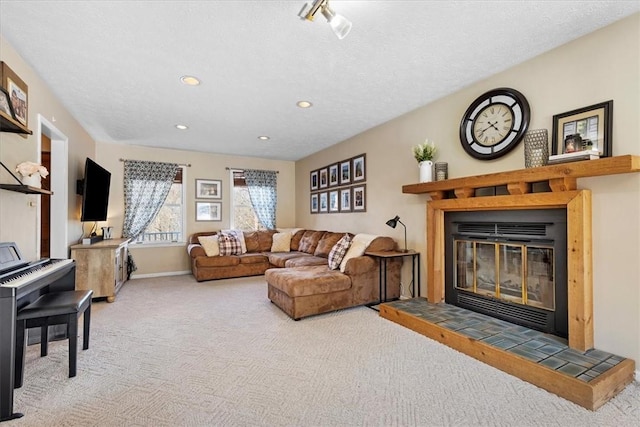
top-left (196, 201), bottom-right (222, 221)
top-left (319, 192), bottom-right (328, 213)
top-left (339, 187), bottom-right (352, 212)
top-left (310, 170), bottom-right (319, 191)
top-left (329, 190), bottom-right (339, 212)
top-left (352, 184), bottom-right (366, 212)
top-left (339, 160), bottom-right (351, 185)
top-left (0, 86), bottom-right (16, 120)
top-left (196, 179), bottom-right (222, 199)
top-left (328, 163), bottom-right (339, 187)
top-left (0, 62), bottom-right (28, 127)
top-left (552, 100), bottom-right (613, 157)
top-left (319, 168), bottom-right (328, 189)
top-left (352, 154), bottom-right (366, 182)
top-left (310, 193), bottom-right (319, 213)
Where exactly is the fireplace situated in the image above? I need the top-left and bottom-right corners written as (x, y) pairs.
top-left (445, 209), bottom-right (568, 337)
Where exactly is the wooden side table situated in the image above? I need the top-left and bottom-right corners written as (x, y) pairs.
top-left (364, 250), bottom-right (420, 304)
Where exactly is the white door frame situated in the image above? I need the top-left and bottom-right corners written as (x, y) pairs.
top-left (37, 115), bottom-right (69, 259)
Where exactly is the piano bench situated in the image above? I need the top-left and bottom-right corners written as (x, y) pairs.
top-left (14, 290), bottom-right (93, 388)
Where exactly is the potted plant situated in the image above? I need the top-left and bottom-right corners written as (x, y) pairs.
top-left (15, 161), bottom-right (49, 187)
top-left (412, 140), bottom-right (437, 182)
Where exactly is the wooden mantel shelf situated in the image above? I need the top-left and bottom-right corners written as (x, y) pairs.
top-left (403, 155), bottom-right (640, 199)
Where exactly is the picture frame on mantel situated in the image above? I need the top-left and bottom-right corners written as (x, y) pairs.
top-left (552, 100), bottom-right (612, 158)
top-left (0, 62), bottom-right (28, 128)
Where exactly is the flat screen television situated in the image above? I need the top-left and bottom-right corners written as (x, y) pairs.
top-left (77, 158), bottom-right (111, 222)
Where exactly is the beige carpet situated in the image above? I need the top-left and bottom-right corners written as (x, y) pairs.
top-left (7, 275), bottom-right (640, 427)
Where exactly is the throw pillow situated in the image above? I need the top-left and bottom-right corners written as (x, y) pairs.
top-left (218, 233), bottom-right (243, 256)
top-left (198, 235), bottom-right (220, 257)
top-left (339, 233), bottom-right (378, 273)
top-left (271, 232), bottom-right (292, 253)
top-left (328, 234), bottom-right (352, 270)
top-left (222, 229), bottom-right (247, 253)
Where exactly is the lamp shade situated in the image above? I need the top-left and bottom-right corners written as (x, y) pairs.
top-left (386, 216), bottom-right (400, 228)
top-left (329, 13), bottom-right (352, 39)
top-left (385, 215), bottom-right (407, 252)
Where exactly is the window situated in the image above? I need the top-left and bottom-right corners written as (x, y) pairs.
top-left (231, 170), bottom-right (265, 231)
top-left (136, 167), bottom-right (185, 244)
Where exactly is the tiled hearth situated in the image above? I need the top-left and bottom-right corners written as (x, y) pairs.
top-left (380, 298), bottom-right (635, 410)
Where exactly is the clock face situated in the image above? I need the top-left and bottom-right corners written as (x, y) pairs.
top-left (460, 88), bottom-right (530, 160)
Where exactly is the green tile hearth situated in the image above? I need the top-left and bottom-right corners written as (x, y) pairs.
top-left (384, 298), bottom-right (624, 383)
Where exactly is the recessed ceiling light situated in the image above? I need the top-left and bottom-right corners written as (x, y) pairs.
top-left (296, 101), bottom-right (313, 108)
top-left (175, 124), bottom-right (188, 130)
top-left (258, 136), bottom-right (270, 141)
top-left (180, 75), bottom-right (200, 86)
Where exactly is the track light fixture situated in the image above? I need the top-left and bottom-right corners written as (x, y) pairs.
top-left (299, 0), bottom-right (352, 40)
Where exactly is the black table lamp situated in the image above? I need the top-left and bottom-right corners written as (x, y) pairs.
top-left (386, 215), bottom-right (407, 252)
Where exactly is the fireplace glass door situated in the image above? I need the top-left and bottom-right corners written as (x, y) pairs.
top-left (454, 240), bottom-right (555, 311)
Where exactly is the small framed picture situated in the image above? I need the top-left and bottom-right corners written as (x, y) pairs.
top-left (339, 160), bottom-right (351, 185)
top-left (0, 87), bottom-right (15, 119)
top-left (310, 170), bottom-right (319, 191)
top-left (339, 188), bottom-right (351, 212)
top-left (329, 190), bottom-right (339, 212)
top-left (319, 168), bottom-right (328, 189)
top-left (196, 201), bottom-right (221, 221)
top-left (310, 193), bottom-right (319, 213)
top-left (196, 179), bottom-right (222, 199)
top-left (352, 185), bottom-right (366, 212)
top-left (328, 163), bottom-right (339, 187)
top-left (552, 100), bottom-right (612, 157)
top-left (1, 62), bottom-right (28, 127)
top-left (352, 154), bottom-right (366, 182)
top-left (319, 192), bottom-right (328, 213)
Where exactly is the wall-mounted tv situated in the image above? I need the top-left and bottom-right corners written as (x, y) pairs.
top-left (76, 158), bottom-right (111, 222)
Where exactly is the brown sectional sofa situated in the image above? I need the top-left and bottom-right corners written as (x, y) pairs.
top-left (187, 229), bottom-right (401, 319)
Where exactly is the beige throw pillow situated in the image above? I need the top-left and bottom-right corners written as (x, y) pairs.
top-left (198, 235), bottom-right (220, 257)
top-left (271, 232), bottom-right (292, 252)
top-left (339, 233), bottom-right (378, 272)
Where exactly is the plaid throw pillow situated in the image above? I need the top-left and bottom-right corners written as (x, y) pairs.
top-left (328, 234), bottom-right (352, 270)
top-left (219, 233), bottom-right (242, 256)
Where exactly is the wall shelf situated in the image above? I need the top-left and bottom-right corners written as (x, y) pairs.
top-left (0, 184), bottom-right (52, 195)
top-left (0, 110), bottom-right (32, 135)
top-left (402, 155), bottom-right (640, 199)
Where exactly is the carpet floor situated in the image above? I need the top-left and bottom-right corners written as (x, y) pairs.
top-left (7, 275), bottom-right (640, 427)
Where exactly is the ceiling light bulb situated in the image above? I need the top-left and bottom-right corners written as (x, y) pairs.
top-left (175, 124), bottom-right (188, 130)
top-left (321, 4), bottom-right (352, 39)
top-left (297, 101), bottom-right (313, 108)
top-left (258, 136), bottom-right (270, 140)
top-left (180, 75), bottom-right (200, 86)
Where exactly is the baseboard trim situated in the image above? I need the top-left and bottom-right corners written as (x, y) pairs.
top-left (130, 270), bottom-right (191, 279)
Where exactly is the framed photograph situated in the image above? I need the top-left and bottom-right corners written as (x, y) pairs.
top-left (328, 163), bottom-right (339, 187)
top-left (310, 170), bottom-right (319, 191)
top-left (319, 192), bottom-right (328, 213)
top-left (339, 188), bottom-right (352, 212)
top-left (310, 193), bottom-right (319, 213)
top-left (339, 160), bottom-right (351, 185)
top-left (0, 62), bottom-right (28, 127)
top-left (319, 167), bottom-right (328, 189)
top-left (329, 190), bottom-right (339, 212)
top-left (196, 179), bottom-right (222, 199)
top-left (196, 201), bottom-right (221, 221)
top-left (0, 87), bottom-right (15, 119)
top-left (352, 154), bottom-right (366, 182)
top-left (552, 100), bottom-right (612, 157)
top-left (352, 185), bottom-right (366, 212)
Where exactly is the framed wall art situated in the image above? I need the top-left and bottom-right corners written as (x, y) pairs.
top-left (339, 188), bottom-right (351, 212)
top-left (352, 184), bottom-right (366, 212)
top-left (310, 170), bottom-right (319, 191)
top-left (196, 201), bottom-right (222, 221)
top-left (196, 179), bottom-right (222, 199)
top-left (319, 168), bottom-right (328, 189)
top-left (0, 62), bottom-right (28, 127)
top-left (0, 87), bottom-right (15, 119)
top-left (319, 192), bottom-right (328, 213)
top-left (340, 160), bottom-right (351, 185)
top-left (310, 193), bottom-right (319, 213)
top-left (329, 190), bottom-right (339, 212)
top-left (352, 154), bottom-right (366, 182)
top-left (328, 163), bottom-right (339, 187)
top-left (552, 100), bottom-right (612, 157)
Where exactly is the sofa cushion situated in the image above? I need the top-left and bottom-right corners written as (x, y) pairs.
top-left (328, 234), bottom-right (352, 270)
top-left (298, 230), bottom-right (326, 254)
top-left (195, 255), bottom-right (240, 268)
top-left (284, 256), bottom-right (328, 268)
top-left (238, 253), bottom-right (268, 265)
top-left (314, 231), bottom-right (344, 258)
top-left (198, 235), bottom-right (220, 257)
top-left (271, 232), bottom-right (292, 252)
top-left (289, 229), bottom-right (306, 251)
top-left (222, 229), bottom-right (247, 253)
top-left (268, 251), bottom-right (311, 268)
top-left (265, 266), bottom-right (351, 297)
top-left (243, 230), bottom-right (276, 252)
top-left (339, 233), bottom-right (378, 272)
top-left (219, 233), bottom-right (243, 256)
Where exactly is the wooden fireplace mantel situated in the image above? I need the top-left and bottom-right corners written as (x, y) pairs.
top-left (402, 155), bottom-right (640, 199)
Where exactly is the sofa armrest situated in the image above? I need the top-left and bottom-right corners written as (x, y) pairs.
top-left (188, 244), bottom-right (206, 258)
top-left (343, 255), bottom-right (376, 275)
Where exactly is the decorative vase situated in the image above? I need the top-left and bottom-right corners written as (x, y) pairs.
top-left (419, 160), bottom-right (433, 183)
top-left (21, 174), bottom-right (41, 188)
top-left (524, 129), bottom-right (549, 168)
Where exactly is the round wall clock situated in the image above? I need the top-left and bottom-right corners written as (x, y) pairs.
top-left (459, 87), bottom-right (531, 160)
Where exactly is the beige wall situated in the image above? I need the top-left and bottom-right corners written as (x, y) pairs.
top-left (96, 142), bottom-right (296, 276)
top-left (295, 14), bottom-right (640, 362)
top-left (0, 36), bottom-right (95, 259)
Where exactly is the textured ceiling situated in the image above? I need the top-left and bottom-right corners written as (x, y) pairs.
top-left (1, 1), bottom-right (638, 161)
